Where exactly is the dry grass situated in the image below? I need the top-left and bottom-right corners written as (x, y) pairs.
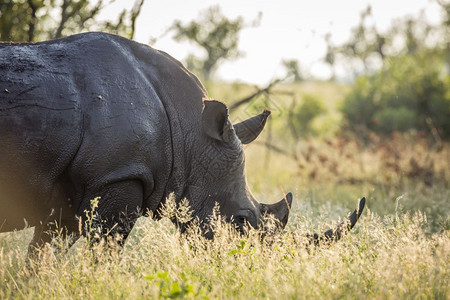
top-left (1, 81), bottom-right (449, 299)
top-left (244, 132), bottom-right (450, 231)
top-left (0, 197), bottom-right (448, 299)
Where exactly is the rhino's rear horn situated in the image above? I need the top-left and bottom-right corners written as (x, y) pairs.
top-left (308, 197), bottom-right (366, 246)
top-left (233, 110), bottom-right (271, 144)
top-left (261, 192), bottom-right (293, 228)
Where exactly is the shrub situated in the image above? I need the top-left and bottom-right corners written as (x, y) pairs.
top-left (290, 94), bottom-right (326, 136)
top-left (374, 107), bottom-right (417, 134)
top-left (341, 53), bottom-right (450, 138)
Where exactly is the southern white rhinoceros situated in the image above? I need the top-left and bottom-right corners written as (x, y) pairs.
top-left (0, 32), bottom-right (364, 253)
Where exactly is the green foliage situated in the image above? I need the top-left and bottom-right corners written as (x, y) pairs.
top-left (374, 107), bottom-right (417, 134)
top-left (342, 53), bottom-right (450, 138)
top-left (290, 94), bottom-right (326, 136)
top-left (340, 76), bottom-right (378, 129)
top-left (170, 6), bottom-right (251, 80)
top-left (325, 6), bottom-right (387, 75)
top-left (143, 271), bottom-right (208, 299)
top-left (0, 0), bottom-right (47, 41)
top-left (323, 2), bottom-right (450, 139)
top-left (0, 0), bottom-right (145, 42)
top-left (324, 3), bottom-right (449, 77)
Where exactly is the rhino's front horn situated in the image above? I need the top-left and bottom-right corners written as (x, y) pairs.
top-left (308, 197), bottom-right (366, 245)
top-left (261, 192), bottom-right (293, 228)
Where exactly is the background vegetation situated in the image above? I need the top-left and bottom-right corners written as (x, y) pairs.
top-left (0, 0), bottom-right (449, 299)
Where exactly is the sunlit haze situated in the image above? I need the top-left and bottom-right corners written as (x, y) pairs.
top-left (100, 0), bottom-right (442, 84)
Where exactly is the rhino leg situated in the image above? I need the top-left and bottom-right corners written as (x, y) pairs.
top-left (78, 180), bottom-right (143, 247)
top-left (27, 220), bottom-right (80, 260)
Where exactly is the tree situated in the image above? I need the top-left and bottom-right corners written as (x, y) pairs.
top-left (0, 0), bottom-right (145, 42)
top-left (437, 0), bottom-right (450, 72)
top-left (170, 6), bottom-right (257, 80)
top-left (0, 0), bottom-right (43, 41)
top-left (335, 2), bottom-right (450, 139)
top-left (324, 3), bottom-right (449, 78)
top-left (341, 53), bottom-right (450, 138)
top-left (282, 59), bottom-right (303, 82)
top-left (323, 6), bottom-right (388, 77)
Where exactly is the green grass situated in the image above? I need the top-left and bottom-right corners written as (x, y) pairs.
top-left (1, 80), bottom-right (449, 299)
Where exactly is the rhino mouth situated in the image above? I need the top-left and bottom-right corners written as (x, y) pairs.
top-left (175, 183), bottom-right (365, 244)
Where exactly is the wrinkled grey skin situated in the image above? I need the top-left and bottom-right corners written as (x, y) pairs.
top-left (0, 33), bottom-right (364, 253)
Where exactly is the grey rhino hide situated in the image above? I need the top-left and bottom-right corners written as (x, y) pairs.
top-left (0, 32), bottom-right (364, 252)
top-left (0, 32), bottom-right (291, 248)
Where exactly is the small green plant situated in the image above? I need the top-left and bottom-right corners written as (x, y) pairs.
top-left (143, 271), bottom-right (208, 299)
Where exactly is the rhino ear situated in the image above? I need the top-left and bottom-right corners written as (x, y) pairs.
top-left (233, 110), bottom-right (271, 144)
top-left (202, 100), bottom-right (234, 142)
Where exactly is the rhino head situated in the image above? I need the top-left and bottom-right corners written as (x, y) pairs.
top-left (177, 100), bottom-right (364, 241)
top-left (178, 100), bottom-right (289, 236)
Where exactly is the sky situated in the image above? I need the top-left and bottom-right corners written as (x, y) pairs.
top-left (101, 0), bottom-right (443, 84)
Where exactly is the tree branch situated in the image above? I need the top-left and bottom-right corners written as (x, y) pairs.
top-left (229, 78), bottom-right (283, 110)
top-left (129, 0), bottom-right (145, 39)
top-left (27, 0), bottom-right (38, 42)
top-left (252, 141), bottom-right (293, 157)
top-left (54, 0), bottom-right (70, 39)
top-left (78, 0), bottom-right (104, 30)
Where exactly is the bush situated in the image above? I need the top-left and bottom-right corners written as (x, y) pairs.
top-left (290, 94), bottom-right (326, 136)
top-left (341, 53), bottom-right (450, 138)
top-left (374, 107), bottom-right (417, 134)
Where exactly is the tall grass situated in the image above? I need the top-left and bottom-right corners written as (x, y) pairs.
top-left (1, 81), bottom-right (449, 299)
top-left (244, 133), bottom-right (450, 232)
top-left (0, 196), bottom-right (448, 299)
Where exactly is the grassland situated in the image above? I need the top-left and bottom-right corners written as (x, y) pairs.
top-left (1, 81), bottom-right (449, 299)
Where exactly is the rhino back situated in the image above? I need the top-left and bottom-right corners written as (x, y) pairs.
top-left (63, 33), bottom-right (174, 212)
top-left (0, 33), bottom-right (180, 229)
